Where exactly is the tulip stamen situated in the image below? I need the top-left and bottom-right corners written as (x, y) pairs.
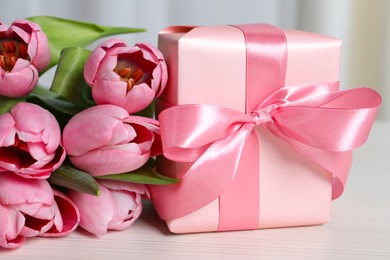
top-left (3, 41), bottom-right (16, 53)
top-left (0, 41), bottom-right (30, 72)
top-left (115, 67), bottom-right (144, 93)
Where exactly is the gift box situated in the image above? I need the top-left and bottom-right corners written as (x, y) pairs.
top-left (148, 24), bottom-right (380, 233)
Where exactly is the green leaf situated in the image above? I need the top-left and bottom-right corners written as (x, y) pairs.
top-left (27, 16), bottom-right (146, 72)
top-left (31, 85), bottom-right (59, 98)
top-left (49, 163), bottom-right (100, 196)
top-left (97, 165), bottom-right (179, 185)
top-left (0, 96), bottom-right (25, 115)
top-left (50, 47), bottom-right (94, 106)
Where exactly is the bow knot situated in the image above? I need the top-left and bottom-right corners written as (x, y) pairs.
top-left (250, 109), bottom-right (273, 125)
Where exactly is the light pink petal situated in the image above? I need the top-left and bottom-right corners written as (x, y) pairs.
top-left (27, 142), bottom-right (51, 161)
top-left (3, 208), bottom-right (23, 243)
top-left (0, 204), bottom-right (9, 247)
top-left (123, 83), bottom-right (156, 114)
top-left (69, 147), bottom-right (149, 176)
top-left (65, 103), bottom-right (129, 121)
top-left (11, 19), bottom-right (50, 71)
top-left (0, 113), bottom-right (16, 146)
top-left (84, 38), bottom-right (127, 85)
top-left (107, 190), bottom-right (139, 230)
top-left (154, 61), bottom-right (168, 97)
top-left (63, 106), bottom-right (133, 156)
top-left (41, 189), bottom-right (80, 237)
top-left (92, 79), bottom-right (128, 107)
top-left (21, 217), bottom-right (53, 238)
top-left (10, 58), bottom-right (30, 72)
top-left (0, 205), bottom-right (26, 249)
top-left (0, 21), bottom-right (8, 31)
top-left (20, 203), bottom-right (55, 237)
top-left (14, 144), bottom-right (65, 179)
top-left (100, 180), bottom-right (149, 197)
top-left (0, 66), bottom-right (38, 97)
top-left (29, 28), bottom-right (50, 71)
top-left (11, 102), bottom-right (61, 152)
top-left (95, 56), bottom-right (120, 80)
top-left (9, 24), bottom-right (31, 44)
top-left (84, 46), bottom-right (108, 85)
top-left (67, 183), bottom-right (114, 235)
top-left (0, 172), bottom-right (54, 205)
top-left (135, 43), bottom-right (168, 96)
top-left (136, 43), bottom-right (165, 61)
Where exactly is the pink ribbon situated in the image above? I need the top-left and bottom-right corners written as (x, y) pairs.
top-left (151, 24), bottom-right (381, 231)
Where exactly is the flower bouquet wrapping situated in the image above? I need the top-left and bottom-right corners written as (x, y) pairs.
top-left (0, 16), bottom-right (176, 249)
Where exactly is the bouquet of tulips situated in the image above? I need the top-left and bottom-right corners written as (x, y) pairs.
top-left (0, 16), bottom-right (175, 249)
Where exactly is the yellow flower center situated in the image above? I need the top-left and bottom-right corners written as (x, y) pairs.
top-left (114, 66), bottom-right (144, 93)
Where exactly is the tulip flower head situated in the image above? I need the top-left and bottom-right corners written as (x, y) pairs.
top-left (67, 180), bottom-right (148, 235)
top-left (0, 102), bottom-right (65, 179)
top-left (0, 19), bottom-right (50, 97)
top-left (0, 172), bottom-right (79, 249)
top-left (84, 38), bottom-right (167, 114)
top-left (62, 104), bottom-right (160, 176)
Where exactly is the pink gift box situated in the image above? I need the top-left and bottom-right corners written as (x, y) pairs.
top-left (150, 24), bottom-right (344, 233)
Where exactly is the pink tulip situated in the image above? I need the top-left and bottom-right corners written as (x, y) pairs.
top-left (0, 102), bottom-right (66, 179)
top-left (62, 104), bottom-right (161, 176)
top-left (84, 38), bottom-right (168, 114)
top-left (0, 172), bottom-right (80, 249)
top-left (0, 19), bottom-right (50, 97)
top-left (67, 179), bottom-right (148, 235)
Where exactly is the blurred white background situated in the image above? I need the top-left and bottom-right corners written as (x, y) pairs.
top-left (1, 0), bottom-right (388, 120)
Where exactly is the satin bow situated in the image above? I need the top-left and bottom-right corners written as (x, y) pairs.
top-left (152, 82), bottom-right (381, 221)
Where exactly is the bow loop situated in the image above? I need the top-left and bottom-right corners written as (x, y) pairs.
top-left (159, 104), bottom-right (253, 163)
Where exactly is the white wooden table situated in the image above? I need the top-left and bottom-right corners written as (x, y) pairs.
top-left (2, 122), bottom-right (389, 260)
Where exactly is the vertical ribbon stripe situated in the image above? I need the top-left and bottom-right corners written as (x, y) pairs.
top-left (217, 24), bottom-right (288, 230)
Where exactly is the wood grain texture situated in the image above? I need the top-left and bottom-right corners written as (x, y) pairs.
top-left (2, 122), bottom-right (389, 260)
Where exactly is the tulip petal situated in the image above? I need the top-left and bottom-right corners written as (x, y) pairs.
top-left (11, 102), bottom-right (61, 152)
top-left (0, 205), bottom-right (26, 249)
top-left (92, 79), bottom-right (128, 107)
top-left (4, 207), bottom-right (25, 244)
top-left (67, 183), bottom-right (114, 235)
top-left (0, 172), bottom-right (54, 205)
top-left (69, 147), bottom-right (149, 176)
top-left (99, 179), bottom-right (149, 198)
top-left (27, 142), bottom-right (53, 163)
top-left (41, 189), bottom-right (80, 237)
top-left (10, 145), bottom-right (65, 179)
top-left (84, 44), bottom-right (108, 85)
top-left (63, 106), bottom-right (134, 156)
top-left (11, 19), bottom-right (50, 71)
top-left (123, 83), bottom-right (156, 114)
top-left (0, 113), bottom-right (16, 147)
top-left (95, 55), bottom-right (120, 80)
top-left (20, 205), bottom-right (54, 237)
top-left (0, 66), bottom-right (38, 97)
top-left (108, 190), bottom-right (138, 230)
top-left (84, 38), bottom-right (127, 85)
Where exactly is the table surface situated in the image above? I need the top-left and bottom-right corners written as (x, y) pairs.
top-left (1, 121), bottom-right (389, 260)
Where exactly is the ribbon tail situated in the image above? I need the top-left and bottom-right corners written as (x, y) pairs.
top-left (150, 124), bottom-right (254, 220)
